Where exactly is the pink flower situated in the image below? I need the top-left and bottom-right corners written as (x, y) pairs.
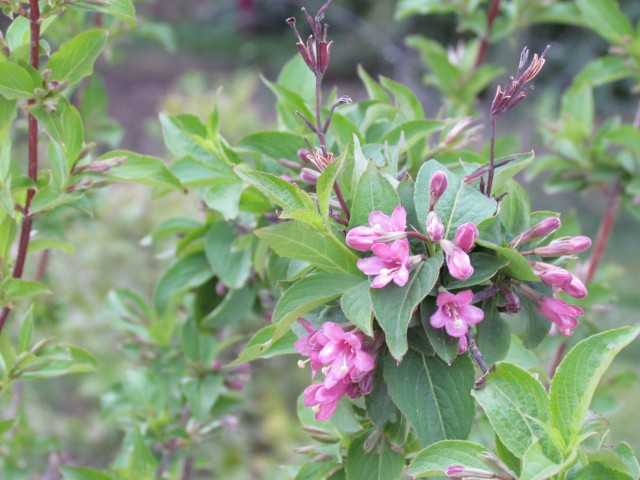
top-left (316, 323), bottom-right (375, 388)
top-left (357, 239), bottom-right (413, 288)
top-left (501, 289), bottom-right (521, 313)
top-left (294, 319), bottom-right (330, 377)
top-left (530, 262), bottom-right (588, 299)
top-left (346, 206), bottom-right (407, 252)
top-left (511, 217), bottom-right (561, 246)
top-left (430, 290), bottom-right (484, 338)
top-left (426, 211), bottom-right (444, 242)
top-left (525, 236), bottom-right (592, 257)
top-left (303, 382), bottom-right (349, 421)
top-left (429, 170), bottom-right (448, 208)
top-left (536, 296), bottom-right (583, 336)
top-left (441, 240), bottom-right (474, 280)
top-left (454, 222), bottom-right (479, 252)
top-left (457, 334), bottom-right (468, 354)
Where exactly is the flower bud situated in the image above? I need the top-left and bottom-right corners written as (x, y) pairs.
top-left (528, 236), bottom-right (592, 257)
top-left (300, 167), bottom-right (320, 185)
top-left (454, 222), bottom-right (478, 252)
top-left (426, 211), bottom-right (444, 242)
top-left (346, 226), bottom-right (378, 252)
top-left (531, 262), bottom-right (572, 289)
top-left (445, 464), bottom-right (496, 479)
top-left (511, 217), bottom-right (561, 246)
top-left (441, 240), bottom-right (474, 280)
top-left (563, 275), bottom-right (587, 299)
top-left (429, 171), bottom-right (448, 208)
top-left (502, 289), bottom-right (521, 313)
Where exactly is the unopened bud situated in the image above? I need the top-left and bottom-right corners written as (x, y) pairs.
top-left (526, 236), bottom-right (592, 257)
top-left (298, 148), bottom-right (311, 163)
top-left (317, 40), bottom-right (332, 74)
top-left (454, 222), bottom-right (478, 252)
top-left (426, 211), bottom-right (444, 242)
top-left (429, 171), bottom-right (448, 209)
top-left (563, 275), bottom-right (588, 299)
top-left (501, 289), bottom-right (521, 313)
top-left (446, 464), bottom-right (497, 479)
top-left (300, 167), bottom-right (320, 185)
top-left (511, 217), bottom-right (561, 246)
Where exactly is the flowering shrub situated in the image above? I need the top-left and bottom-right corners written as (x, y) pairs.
top-left (0, 0), bottom-right (638, 477)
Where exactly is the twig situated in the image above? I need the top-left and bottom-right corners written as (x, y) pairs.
top-left (485, 115), bottom-right (497, 197)
top-left (474, 0), bottom-right (501, 69)
top-left (0, 0), bottom-right (41, 334)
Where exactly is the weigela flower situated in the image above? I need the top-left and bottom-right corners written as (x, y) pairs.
top-left (454, 222), bottom-right (479, 252)
top-left (296, 321), bottom-right (378, 421)
top-left (511, 217), bottom-right (561, 247)
top-left (430, 290), bottom-right (484, 338)
top-left (530, 261), bottom-right (588, 299)
top-left (357, 239), bottom-right (414, 288)
top-left (429, 170), bottom-right (448, 209)
top-left (525, 236), bottom-right (592, 257)
top-left (426, 211), bottom-right (444, 242)
top-left (536, 296), bottom-right (583, 336)
top-left (440, 240), bottom-right (474, 281)
top-left (346, 206), bottom-right (407, 252)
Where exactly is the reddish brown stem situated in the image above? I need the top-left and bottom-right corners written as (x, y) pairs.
top-left (547, 339), bottom-right (567, 380)
top-left (0, 0), bottom-right (40, 334)
top-left (474, 0), bottom-right (500, 69)
top-left (584, 183), bottom-right (622, 285)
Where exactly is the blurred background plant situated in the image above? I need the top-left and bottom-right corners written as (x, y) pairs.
top-left (0, 0), bottom-right (639, 478)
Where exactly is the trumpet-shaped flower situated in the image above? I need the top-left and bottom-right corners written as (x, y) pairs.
top-left (346, 206), bottom-right (407, 251)
top-left (430, 290), bottom-right (484, 338)
top-left (357, 239), bottom-right (413, 288)
top-left (441, 240), bottom-right (474, 281)
top-left (536, 296), bottom-right (583, 336)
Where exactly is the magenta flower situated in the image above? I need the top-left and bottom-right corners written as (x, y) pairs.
top-left (536, 296), bottom-right (583, 336)
top-left (429, 170), bottom-right (448, 208)
top-left (346, 206), bottom-right (407, 252)
top-left (454, 222), bottom-right (479, 252)
top-left (316, 322), bottom-right (375, 388)
top-left (563, 275), bottom-right (587, 299)
top-left (357, 239), bottom-right (413, 288)
top-left (294, 319), bottom-right (330, 378)
top-left (430, 290), bottom-right (484, 338)
top-left (440, 240), bottom-right (474, 280)
top-left (530, 262), bottom-right (587, 299)
top-left (426, 211), bottom-right (444, 242)
top-left (525, 236), bottom-right (592, 257)
top-left (303, 381), bottom-right (349, 421)
top-left (511, 217), bottom-right (561, 246)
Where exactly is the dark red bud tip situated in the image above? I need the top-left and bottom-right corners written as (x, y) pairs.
top-left (286, 17), bottom-right (296, 26)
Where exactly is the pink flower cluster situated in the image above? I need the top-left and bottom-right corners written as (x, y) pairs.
top-left (430, 290), bottom-right (484, 353)
top-left (347, 206), bottom-right (422, 288)
top-left (426, 171), bottom-right (480, 281)
top-left (295, 320), bottom-right (378, 421)
top-left (507, 218), bottom-right (592, 336)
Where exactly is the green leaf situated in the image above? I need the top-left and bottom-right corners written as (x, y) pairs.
top-left (48, 30), bottom-right (109, 85)
top-left (256, 221), bottom-right (359, 275)
top-left (549, 326), bottom-right (640, 446)
top-left (415, 160), bottom-right (496, 240)
top-left (204, 222), bottom-right (252, 289)
top-left (472, 362), bottom-right (557, 460)
top-left (316, 151), bottom-right (346, 220)
top-left (2, 279), bottom-right (51, 302)
top-left (519, 291), bottom-right (552, 349)
top-left (202, 176), bottom-right (244, 219)
top-left (383, 350), bottom-right (475, 446)
top-left (69, 0), bottom-right (136, 27)
top-left (573, 463), bottom-right (634, 480)
top-left (153, 253), bottom-right (211, 316)
top-left (576, 0), bottom-right (633, 45)
top-left (237, 130), bottom-right (306, 161)
top-left (277, 55), bottom-right (315, 99)
top-left (499, 181), bottom-right (531, 236)
top-left (199, 283), bottom-right (256, 329)
top-left (159, 112), bottom-right (215, 163)
top-left (357, 65), bottom-right (389, 102)
top-left (476, 239), bottom-right (539, 282)
top-left (614, 442), bottom-right (640, 480)
top-left (491, 151), bottom-right (535, 194)
top-left (407, 440), bottom-right (500, 478)
top-left (340, 281), bottom-right (374, 337)
top-left (18, 307), bottom-right (34, 353)
top-left (234, 167), bottom-right (315, 212)
top-left (519, 440), bottom-right (564, 480)
top-left (476, 297), bottom-right (511, 365)
top-left (348, 162), bottom-right (400, 229)
top-left (60, 466), bottom-right (115, 480)
top-left (180, 374), bottom-right (224, 420)
top-left (379, 76), bottom-right (424, 119)
top-left (345, 430), bottom-right (405, 480)
top-left (28, 237), bottom-right (75, 255)
top-left (31, 97), bottom-right (84, 168)
top-left (271, 273), bottom-right (362, 340)
top-left (20, 344), bottom-right (97, 379)
top-left (97, 150), bottom-right (182, 189)
top-left (371, 253), bottom-right (443, 361)
top-left (0, 62), bottom-right (36, 99)
top-left (573, 56), bottom-right (635, 90)
top-left (229, 324), bottom-right (297, 366)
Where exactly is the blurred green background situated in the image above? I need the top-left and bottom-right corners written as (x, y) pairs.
top-left (8, 0), bottom-right (640, 476)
